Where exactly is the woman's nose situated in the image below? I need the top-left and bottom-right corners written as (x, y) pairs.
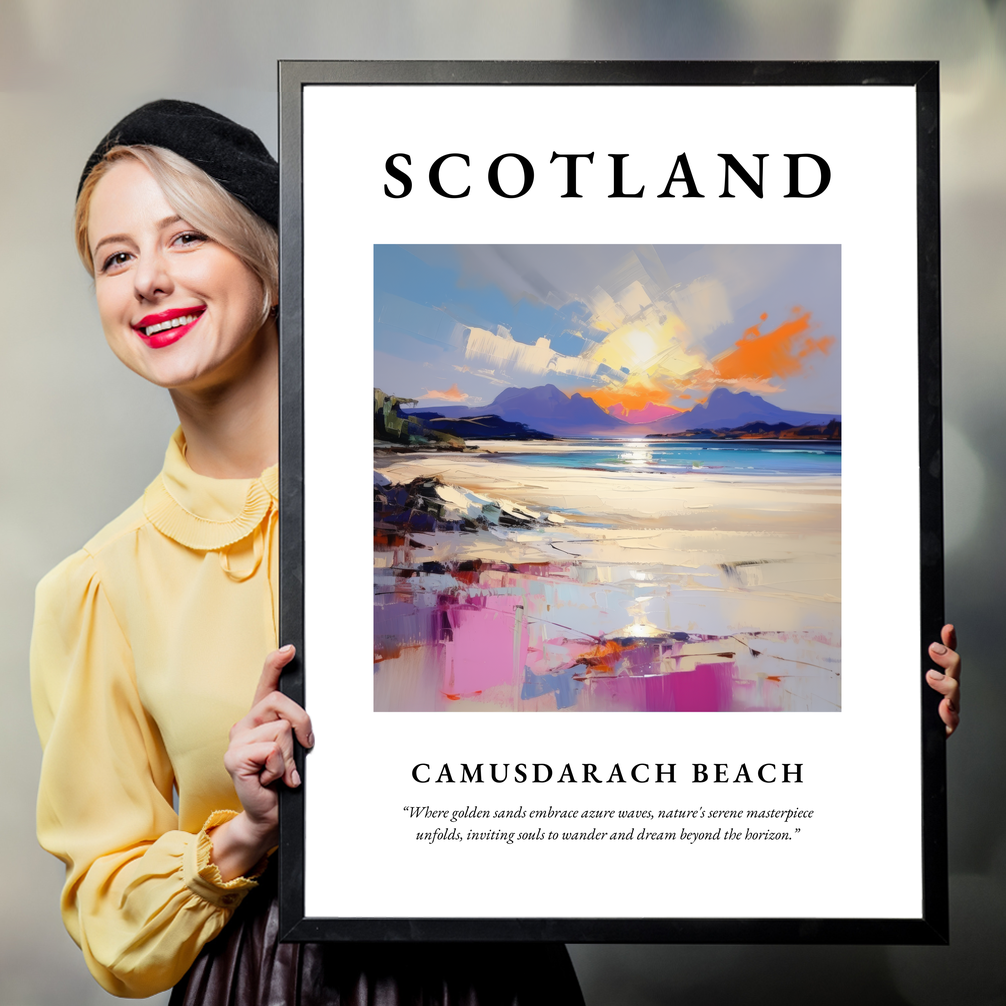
top-left (133, 249), bottom-right (173, 302)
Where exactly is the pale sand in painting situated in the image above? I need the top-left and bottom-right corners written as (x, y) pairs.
top-left (374, 445), bottom-right (840, 713)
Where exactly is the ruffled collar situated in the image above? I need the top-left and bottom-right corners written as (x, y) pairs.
top-left (143, 428), bottom-right (278, 551)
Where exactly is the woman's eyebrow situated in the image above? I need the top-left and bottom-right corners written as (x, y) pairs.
top-left (92, 232), bottom-right (133, 256)
top-left (92, 216), bottom-right (185, 257)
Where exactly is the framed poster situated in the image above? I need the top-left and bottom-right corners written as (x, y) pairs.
top-left (277, 61), bottom-right (946, 943)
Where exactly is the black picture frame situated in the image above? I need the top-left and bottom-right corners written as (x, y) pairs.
top-left (277, 60), bottom-right (945, 944)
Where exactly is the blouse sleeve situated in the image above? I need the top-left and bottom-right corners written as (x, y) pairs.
top-left (31, 549), bottom-right (262, 998)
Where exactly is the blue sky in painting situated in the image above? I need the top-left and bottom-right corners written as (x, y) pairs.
top-left (374, 244), bottom-right (841, 414)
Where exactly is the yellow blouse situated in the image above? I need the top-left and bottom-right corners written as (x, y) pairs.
top-left (31, 429), bottom-right (279, 998)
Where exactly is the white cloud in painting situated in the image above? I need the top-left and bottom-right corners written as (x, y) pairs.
top-left (582, 279), bottom-right (729, 390)
top-left (464, 326), bottom-right (607, 382)
top-left (428, 248), bottom-right (802, 400)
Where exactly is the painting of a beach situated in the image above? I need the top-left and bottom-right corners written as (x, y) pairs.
top-left (374, 245), bottom-right (841, 712)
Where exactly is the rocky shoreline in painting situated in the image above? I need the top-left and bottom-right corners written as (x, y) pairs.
top-left (374, 440), bottom-right (841, 712)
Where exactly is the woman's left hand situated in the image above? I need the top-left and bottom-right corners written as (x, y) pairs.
top-left (926, 624), bottom-right (961, 737)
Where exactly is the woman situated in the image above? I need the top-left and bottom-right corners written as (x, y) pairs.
top-left (31, 100), bottom-right (586, 1003)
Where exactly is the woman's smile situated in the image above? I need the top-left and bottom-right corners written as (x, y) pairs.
top-left (133, 306), bottom-right (207, 348)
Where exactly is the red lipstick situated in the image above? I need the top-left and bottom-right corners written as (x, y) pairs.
top-left (132, 306), bottom-right (206, 349)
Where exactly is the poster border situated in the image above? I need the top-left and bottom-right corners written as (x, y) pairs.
top-left (277, 60), bottom-right (946, 945)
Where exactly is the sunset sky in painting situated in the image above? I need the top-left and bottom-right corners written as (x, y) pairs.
top-left (374, 244), bottom-right (840, 417)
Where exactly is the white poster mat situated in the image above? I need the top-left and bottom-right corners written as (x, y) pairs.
top-left (301, 84), bottom-right (919, 920)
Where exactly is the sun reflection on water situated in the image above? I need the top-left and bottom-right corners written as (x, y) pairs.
top-left (618, 440), bottom-right (654, 467)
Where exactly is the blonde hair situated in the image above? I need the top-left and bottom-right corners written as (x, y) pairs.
top-left (75, 145), bottom-right (278, 323)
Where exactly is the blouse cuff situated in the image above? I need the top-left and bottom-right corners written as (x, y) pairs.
top-left (183, 810), bottom-right (269, 909)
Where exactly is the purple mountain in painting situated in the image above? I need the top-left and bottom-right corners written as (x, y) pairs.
top-left (405, 384), bottom-right (626, 436)
top-left (486, 384), bottom-right (626, 435)
top-left (405, 385), bottom-right (840, 438)
top-left (651, 388), bottom-right (840, 434)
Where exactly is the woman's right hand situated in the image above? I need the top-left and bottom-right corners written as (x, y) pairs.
top-left (926, 624), bottom-right (961, 737)
top-left (209, 645), bottom-right (314, 881)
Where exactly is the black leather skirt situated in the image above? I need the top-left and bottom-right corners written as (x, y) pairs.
top-left (169, 869), bottom-right (585, 1006)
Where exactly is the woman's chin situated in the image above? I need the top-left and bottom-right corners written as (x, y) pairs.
top-left (122, 352), bottom-right (220, 392)
top-left (109, 322), bottom-right (272, 395)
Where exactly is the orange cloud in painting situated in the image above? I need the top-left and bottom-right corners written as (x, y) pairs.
top-left (418, 382), bottom-right (472, 402)
top-left (713, 308), bottom-right (834, 382)
top-left (580, 379), bottom-right (681, 419)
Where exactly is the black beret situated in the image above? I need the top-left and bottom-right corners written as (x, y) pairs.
top-left (78, 99), bottom-right (278, 228)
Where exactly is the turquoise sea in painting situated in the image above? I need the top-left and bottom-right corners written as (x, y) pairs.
top-left (488, 439), bottom-right (841, 478)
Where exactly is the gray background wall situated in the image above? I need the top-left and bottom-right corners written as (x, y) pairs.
top-left (1, 2), bottom-right (1003, 1003)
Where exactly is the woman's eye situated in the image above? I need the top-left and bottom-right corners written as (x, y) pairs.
top-left (101, 251), bottom-right (132, 273)
top-left (173, 231), bottom-right (208, 248)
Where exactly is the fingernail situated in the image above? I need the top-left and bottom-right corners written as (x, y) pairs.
top-left (306, 732), bottom-right (315, 748)
top-left (928, 669), bottom-right (944, 679)
top-left (931, 643), bottom-right (947, 655)
top-left (291, 768), bottom-right (301, 787)
top-left (280, 644), bottom-right (295, 654)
